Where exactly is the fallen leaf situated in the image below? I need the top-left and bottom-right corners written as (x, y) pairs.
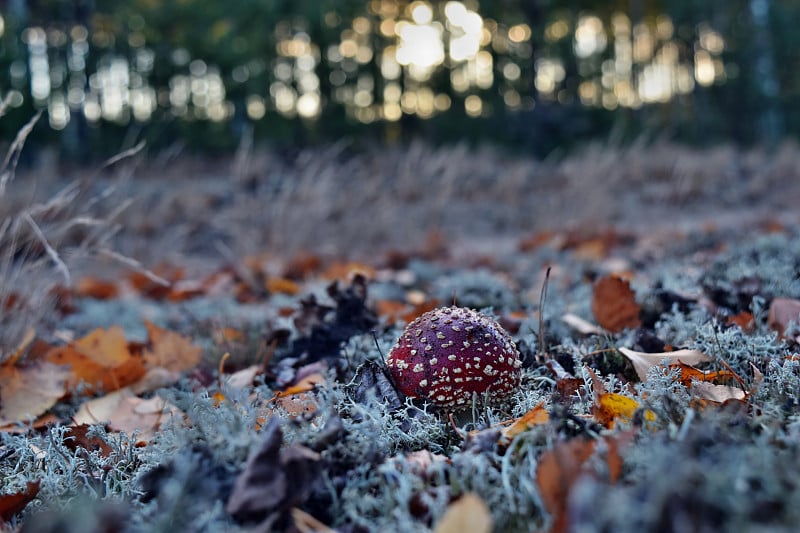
top-left (433, 493), bottom-right (492, 533)
top-left (4, 327), bottom-right (36, 366)
top-left (618, 347), bottom-right (713, 381)
top-left (266, 276), bottom-right (301, 295)
top-left (561, 312), bottom-right (603, 335)
top-left (291, 507), bottom-right (336, 533)
top-left (0, 481), bottom-right (40, 522)
top-left (0, 362), bottom-right (70, 425)
top-left (672, 361), bottom-right (734, 388)
top-left (536, 438), bottom-right (596, 533)
top-left (227, 418), bottom-right (321, 530)
top-left (727, 311), bottom-right (755, 332)
top-left (143, 320), bottom-right (201, 372)
top-left (587, 367), bottom-right (649, 428)
top-left (692, 381), bottom-right (746, 403)
top-left (591, 275), bottom-right (641, 333)
top-left (72, 388), bottom-right (181, 444)
top-left (502, 402), bottom-right (549, 440)
top-left (62, 424), bottom-right (114, 456)
top-left (275, 372), bottom-right (326, 398)
top-left (768, 297), bottom-right (800, 338)
top-left (45, 328), bottom-right (146, 395)
top-left (75, 276), bottom-right (119, 299)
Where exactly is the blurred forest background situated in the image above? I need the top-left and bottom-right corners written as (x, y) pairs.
top-left (0, 0), bottom-right (797, 160)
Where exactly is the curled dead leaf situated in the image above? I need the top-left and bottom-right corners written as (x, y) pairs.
top-left (502, 402), bottom-right (549, 440)
top-left (617, 347), bottom-right (712, 382)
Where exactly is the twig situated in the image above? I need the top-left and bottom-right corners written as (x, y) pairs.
top-left (23, 212), bottom-right (70, 284)
top-left (98, 248), bottom-right (170, 286)
top-left (537, 266), bottom-right (552, 362)
top-left (0, 111), bottom-right (43, 195)
top-left (98, 140), bottom-right (146, 171)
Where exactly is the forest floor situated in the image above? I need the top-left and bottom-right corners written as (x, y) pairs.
top-left (2, 140), bottom-right (800, 532)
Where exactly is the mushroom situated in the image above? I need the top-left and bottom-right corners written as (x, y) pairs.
top-left (386, 306), bottom-right (522, 408)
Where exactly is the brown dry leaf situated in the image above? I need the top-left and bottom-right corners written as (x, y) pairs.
top-left (617, 347), bottom-right (713, 381)
top-left (591, 275), bottom-right (641, 333)
top-left (0, 480), bottom-right (40, 522)
top-left (768, 297), bottom-right (800, 338)
top-left (0, 362), bottom-right (70, 425)
top-left (536, 438), bottom-right (596, 533)
top-left (63, 424), bottom-right (114, 456)
top-left (143, 320), bottom-right (201, 372)
top-left (75, 276), bottom-right (119, 299)
top-left (727, 311), bottom-right (755, 332)
top-left (433, 493), bottom-right (492, 533)
top-left (502, 402), bottom-right (549, 440)
top-left (72, 388), bottom-right (182, 444)
top-left (692, 381), bottom-right (746, 403)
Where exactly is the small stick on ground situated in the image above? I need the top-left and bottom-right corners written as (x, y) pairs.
top-left (537, 266), bottom-right (552, 363)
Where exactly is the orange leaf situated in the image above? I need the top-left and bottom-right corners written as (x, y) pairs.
top-left (0, 480), bottom-right (40, 522)
top-left (45, 327), bottom-right (146, 395)
top-left (591, 275), bottom-right (641, 333)
top-left (672, 361), bottom-right (734, 387)
top-left (727, 311), bottom-right (754, 332)
top-left (275, 372), bottom-right (326, 398)
top-left (502, 402), bottom-right (549, 440)
top-left (143, 320), bottom-right (201, 372)
top-left (265, 276), bottom-right (301, 295)
top-left (75, 276), bottom-right (119, 299)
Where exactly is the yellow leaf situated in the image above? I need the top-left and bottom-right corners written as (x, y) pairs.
top-left (433, 493), bottom-right (492, 533)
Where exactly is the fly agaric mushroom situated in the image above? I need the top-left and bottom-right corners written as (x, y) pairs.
top-left (386, 306), bottom-right (522, 408)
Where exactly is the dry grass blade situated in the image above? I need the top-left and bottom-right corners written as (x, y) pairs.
top-left (0, 111), bottom-right (42, 195)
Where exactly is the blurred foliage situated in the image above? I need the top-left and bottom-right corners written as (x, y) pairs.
top-left (0, 0), bottom-right (798, 159)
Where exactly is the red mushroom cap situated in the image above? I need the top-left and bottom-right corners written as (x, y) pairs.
top-left (386, 306), bottom-right (522, 408)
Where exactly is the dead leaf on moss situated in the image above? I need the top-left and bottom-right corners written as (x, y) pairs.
top-left (587, 367), bottom-right (651, 428)
top-left (618, 347), bottom-right (712, 381)
top-left (72, 388), bottom-right (182, 444)
top-left (44, 327), bottom-right (146, 395)
top-left (75, 276), bottom-right (119, 299)
top-left (0, 362), bottom-right (70, 426)
top-left (536, 437), bottom-right (596, 533)
top-left (672, 361), bottom-right (734, 388)
top-left (433, 492), bottom-right (492, 533)
top-left (502, 402), bottom-right (549, 440)
top-left (561, 312), bottom-right (602, 335)
top-left (692, 381), bottom-right (746, 403)
top-left (143, 320), bottom-right (201, 372)
top-left (591, 275), bottom-right (641, 333)
top-left (768, 297), bottom-right (800, 338)
top-left (62, 424), bottom-right (114, 456)
top-left (0, 480), bottom-right (40, 522)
